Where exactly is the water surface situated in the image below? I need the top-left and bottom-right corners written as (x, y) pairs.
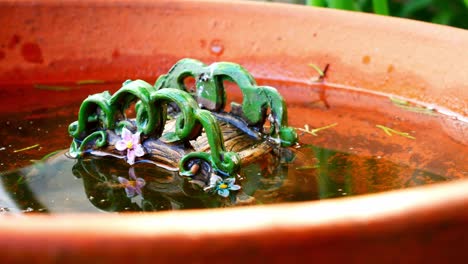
top-left (0, 81), bottom-right (466, 214)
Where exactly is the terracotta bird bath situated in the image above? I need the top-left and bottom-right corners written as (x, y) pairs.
top-left (0, 0), bottom-right (467, 263)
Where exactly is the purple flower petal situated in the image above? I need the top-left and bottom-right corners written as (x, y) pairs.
top-left (115, 140), bottom-right (127, 151)
top-left (127, 149), bottom-right (136, 165)
top-left (121, 128), bottom-right (133, 141)
top-left (134, 186), bottom-right (142, 195)
top-left (136, 178), bottom-right (146, 188)
top-left (132, 131), bottom-right (141, 145)
top-left (124, 186), bottom-right (136, 197)
top-left (134, 144), bottom-right (145, 157)
top-left (128, 167), bottom-right (136, 180)
top-left (118, 176), bottom-right (129, 185)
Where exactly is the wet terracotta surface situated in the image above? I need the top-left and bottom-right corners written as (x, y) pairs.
top-left (2, 180), bottom-right (468, 263)
top-left (0, 0), bottom-right (468, 263)
top-left (1, 0), bottom-right (468, 115)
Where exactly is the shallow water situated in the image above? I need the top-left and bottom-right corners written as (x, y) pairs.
top-left (0, 81), bottom-right (466, 214)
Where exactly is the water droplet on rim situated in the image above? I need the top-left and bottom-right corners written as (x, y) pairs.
top-left (209, 39), bottom-right (224, 56)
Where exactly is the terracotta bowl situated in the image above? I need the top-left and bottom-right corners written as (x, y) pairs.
top-left (1, 0), bottom-right (468, 262)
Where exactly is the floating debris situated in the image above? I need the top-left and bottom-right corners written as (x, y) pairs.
top-left (34, 84), bottom-right (72, 91)
top-left (308, 63), bottom-right (329, 82)
top-left (389, 96), bottom-right (437, 116)
top-left (22, 207), bottom-right (34, 213)
top-left (13, 144), bottom-right (40, 153)
top-left (40, 150), bottom-right (62, 161)
top-left (295, 123), bottom-right (338, 136)
top-left (76, 79), bottom-right (106, 85)
top-left (376, 125), bottom-right (415, 139)
top-left (16, 175), bottom-right (26, 184)
top-left (295, 164), bottom-right (320, 170)
top-left (308, 63), bottom-right (325, 77)
top-left (30, 150), bottom-right (63, 165)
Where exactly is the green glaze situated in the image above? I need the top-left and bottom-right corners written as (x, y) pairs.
top-left (68, 91), bottom-right (114, 139)
top-left (150, 88), bottom-right (202, 143)
top-left (179, 109), bottom-right (240, 177)
top-left (69, 79), bottom-right (240, 176)
top-left (155, 59), bottom-right (297, 147)
top-left (110, 80), bottom-right (159, 136)
top-left (154, 58), bottom-right (227, 111)
top-left (69, 131), bottom-right (107, 158)
top-left (69, 59), bottom-right (296, 176)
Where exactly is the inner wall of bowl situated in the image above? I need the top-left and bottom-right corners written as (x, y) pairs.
top-left (0, 0), bottom-right (467, 116)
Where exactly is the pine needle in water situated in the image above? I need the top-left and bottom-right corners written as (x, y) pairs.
top-left (296, 164), bottom-right (320, 170)
top-left (389, 96), bottom-right (437, 116)
top-left (296, 123), bottom-right (338, 136)
top-left (34, 84), bottom-right (72, 91)
top-left (308, 63), bottom-right (325, 77)
top-left (376, 125), bottom-right (415, 139)
top-left (76, 80), bottom-right (106, 85)
top-left (13, 144), bottom-right (40, 153)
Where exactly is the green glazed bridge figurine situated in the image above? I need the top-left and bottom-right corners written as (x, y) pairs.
top-left (68, 58), bottom-right (297, 197)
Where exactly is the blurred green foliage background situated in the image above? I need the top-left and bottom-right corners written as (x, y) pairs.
top-left (261, 0), bottom-right (468, 29)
